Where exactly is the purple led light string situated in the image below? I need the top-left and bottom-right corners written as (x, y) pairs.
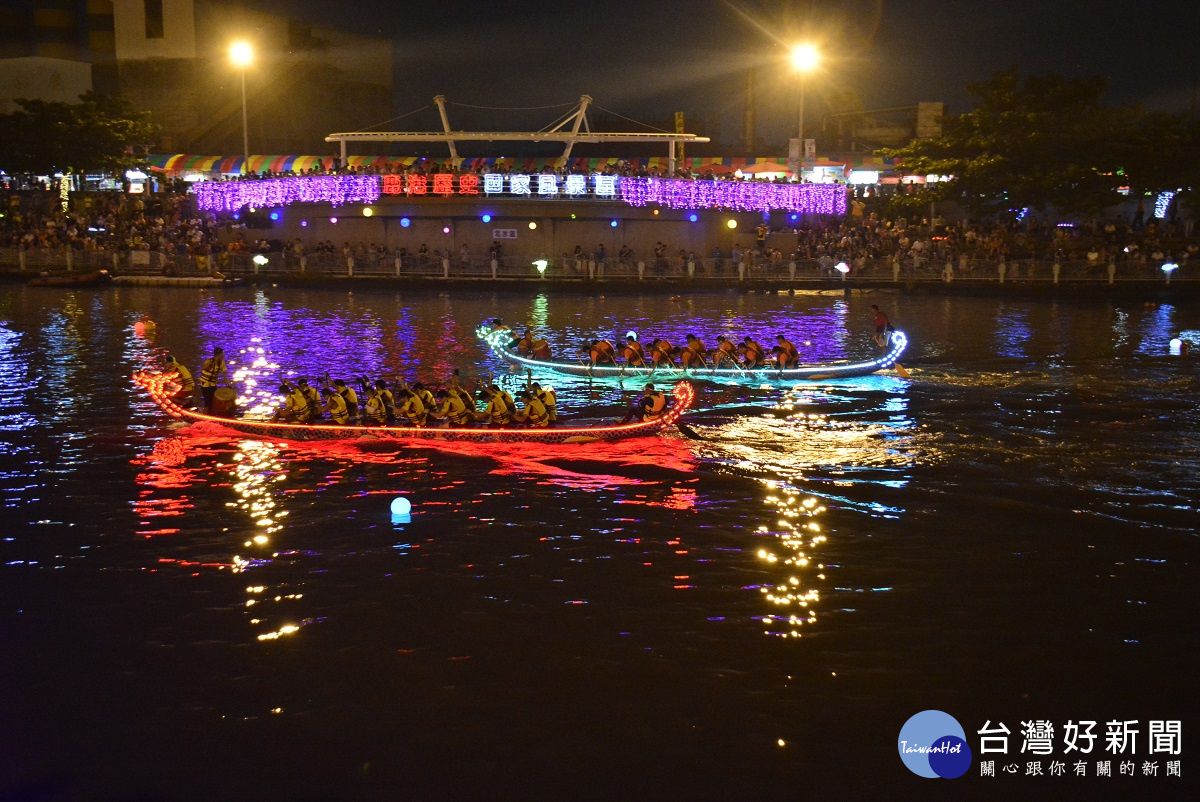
top-left (618, 177), bottom-right (845, 215)
top-left (193, 175), bottom-right (382, 213)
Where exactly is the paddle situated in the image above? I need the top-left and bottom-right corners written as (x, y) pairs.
top-left (676, 421), bottom-right (704, 440)
top-left (876, 332), bottom-right (910, 378)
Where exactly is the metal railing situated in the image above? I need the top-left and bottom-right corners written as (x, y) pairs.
top-left (0, 246), bottom-right (1192, 285)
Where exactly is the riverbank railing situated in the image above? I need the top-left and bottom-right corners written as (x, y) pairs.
top-left (0, 246), bottom-right (1192, 285)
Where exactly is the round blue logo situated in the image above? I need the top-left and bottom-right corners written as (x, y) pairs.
top-left (898, 710), bottom-right (972, 778)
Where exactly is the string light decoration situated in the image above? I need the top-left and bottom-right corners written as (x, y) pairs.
top-left (193, 174), bottom-right (846, 215)
top-left (194, 175), bottom-right (380, 213)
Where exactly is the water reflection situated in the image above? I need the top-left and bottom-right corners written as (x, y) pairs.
top-left (757, 484), bottom-right (826, 638)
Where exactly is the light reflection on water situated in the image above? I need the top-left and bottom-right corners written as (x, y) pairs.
top-left (1, 285), bottom-right (1198, 795)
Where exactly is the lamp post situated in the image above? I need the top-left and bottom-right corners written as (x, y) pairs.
top-left (229, 41), bottom-right (254, 171)
top-left (790, 43), bottom-right (819, 179)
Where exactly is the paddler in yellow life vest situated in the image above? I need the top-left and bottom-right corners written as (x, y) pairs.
top-left (319, 386), bottom-right (350, 424)
top-left (374, 380), bottom-right (396, 423)
top-left (274, 382), bottom-right (312, 423)
top-left (395, 384), bottom-right (427, 427)
top-left (323, 378), bottom-right (358, 421)
top-left (517, 330), bottom-right (552, 359)
top-left (650, 338), bottom-right (677, 369)
top-left (582, 338), bottom-right (617, 368)
top-left (774, 335), bottom-right (799, 369)
top-left (529, 382), bottom-right (557, 423)
top-left (296, 378), bottom-right (322, 419)
top-left (476, 386), bottom-right (512, 425)
top-left (489, 383), bottom-right (516, 413)
top-left (198, 346), bottom-right (227, 412)
top-left (511, 389), bottom-right (550, 427)
top-left (360, 385), bottom-right (388, 426)
top-left (431, 388), bottom-right (473, 428)
top-left (411, 382), bottom-right (436, 414)
top-left (448, 370), bottom-right (476, 412)
top-left (163, 354), bottom-right (194, 404)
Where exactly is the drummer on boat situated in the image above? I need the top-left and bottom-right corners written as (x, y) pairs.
top-left (516, 330), bottom-right (552, 359)
top-left (621, 383), bottom-right (667, 423)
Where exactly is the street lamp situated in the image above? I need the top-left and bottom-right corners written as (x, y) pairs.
top-left (229, 41), bottom-right (254, 171)
top-left (790, 43), bottom-right (820, 179)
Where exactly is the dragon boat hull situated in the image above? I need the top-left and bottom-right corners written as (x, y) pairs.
top-left (134, 372), bottom-right (693, 444)
top-left (478, 328), bottom-right (908, 382)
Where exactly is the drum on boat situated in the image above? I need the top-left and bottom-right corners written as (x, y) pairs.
top-left (212, 386), bottom-right (237, 417)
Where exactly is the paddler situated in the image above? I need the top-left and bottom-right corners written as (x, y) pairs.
top-left (411, 382), bottom-right (436, 413)
top-left (360, 385), bottom-right (388, 426)
top-left (680, 334), bottom-right (708, 369)
top-left (296, 378), bottom-right (322, 419)
top-left (529, 382), bottom-right (557, 423)
top-left (374, 379), bottom-right (396, 423)
top-left (394, 384), bottom-right (427, 427)
top-left (448, 370), bottom-right (476, 411)
top-left (622, 334), bottom-right (647, 367)
top-left (711, 335), bottom-right (739, 369)
top-left (319, 385), bottom-right (350, 425)
top-left (582, 338), bottom-right (617, 369)
top-left (740, 336), bottom-right (766, 369)
top-left (274, 382), bottom-right (312, 423)
top-left (163, 354), bottom-right (194, 404)
top-left (431, 388), bottom-right (473, 428)
top-left (774, 335), bottom-right (799, 369)
top-left (477, 385), bottom-right (512, 426)
top-left (511, 389), bottom-right (550, 427)
top-left (321, 377), bottom-right (359, 422)
top-left (649, 338), bottom-right (677, 369)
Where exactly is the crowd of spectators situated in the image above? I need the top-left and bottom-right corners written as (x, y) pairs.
top-left (1, 184), bottom-right (1195, 277)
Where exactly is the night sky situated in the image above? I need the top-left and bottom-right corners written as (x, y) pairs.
top-left (254, 0), bottom-right (1198, 148)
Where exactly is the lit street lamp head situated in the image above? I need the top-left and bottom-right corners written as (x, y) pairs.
top-left (790, 43), bottom-right (819, 72)
top-left (230, 40), bottom-right (254, 68)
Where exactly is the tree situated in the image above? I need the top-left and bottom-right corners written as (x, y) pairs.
top-left (881, 69), bottom-right (1142, 219)
top-left (0, 91), bottom-right (157, 175)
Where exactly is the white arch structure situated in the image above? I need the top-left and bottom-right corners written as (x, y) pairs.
top-left (325, 95), bottom-right (710, 175)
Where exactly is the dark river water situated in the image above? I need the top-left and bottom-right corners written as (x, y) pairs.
top-left (0, 284), bottom-right (1196, 800)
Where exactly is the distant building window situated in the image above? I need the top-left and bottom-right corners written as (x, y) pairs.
top-left (144, 0), bottom-right (163, 39)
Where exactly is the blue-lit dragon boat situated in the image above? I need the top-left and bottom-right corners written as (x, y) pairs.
top-left (477, 326), bottom-right (908, 382)
top-left (134, 371), bottom-right (693, 444)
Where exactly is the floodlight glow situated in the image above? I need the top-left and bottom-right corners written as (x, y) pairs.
top-left (1162, 262), bottom-right (1178, 273)
top-left (688, 214), bottom-right (698, 223)
top-left (400, 217), bottom-right (410, 227)
top-left (482, 214), bottom-right (492, 222)
top-left (727, 219), bottom-right (738, 229)
top-left (330, 217), bottom-right (337, 224)
top-left (362, 207), bottom-right (373, 217)
top-left (533, 259), bottom-right (548, 274)
top-left (390, 497), bottom-right (412, 515)
top-left (442, 226), bottom-right (450, 234)
top-left (528, 221), bottom-right (538, 230)
top-left (269, 211), bottom-right (279, 221)
top-left (230, 41), bottom-right (254, 68)
top-left (834, 262), bottom-right (850, 274)
top-left (610, 220), bottom-right (618, 227)
top-left (300, 220), bottom-right (307, 227)
top-left (1170, 338), bottom-right (1183, 355)
top-left (252, 254), bottom-right (268, 266)
top-left (790, 43), bottom-right (819, 72)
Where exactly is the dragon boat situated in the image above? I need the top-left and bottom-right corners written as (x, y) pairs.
top-left (134, 371), bottom-right (694, 444)
top-left (477, 325), bottom-right (908, 382)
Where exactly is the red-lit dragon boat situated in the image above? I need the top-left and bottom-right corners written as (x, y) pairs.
top-left (134, 371), bottom-right (694, 444)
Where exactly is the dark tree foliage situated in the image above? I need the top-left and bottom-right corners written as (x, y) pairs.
top-left (880, 69), bottom-right (1183, 220)
top-left (0, 91), bottom-right (157, 175)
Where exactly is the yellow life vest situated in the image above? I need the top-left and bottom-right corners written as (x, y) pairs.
top-left (534, 388), bottom-right (557, 422)
top-left (363, 394), bottom-right (387, 425)
top-left (171, 362), bottom-right (195, 391)
top-left (400, 393), bottom-right (426, 426)
top-left (286, 389), bottom-right (311, 422)
top-left (644, 391), bottom-right (667, 420)
top-left (485, 393), bottom-right (511, 425)
top-left (440, 395), bottom-right (471, 426)
top-left (324, 392), bottom-right (349, 424)
top-left (199, 356), bottom-right (225, 387)
top-left (523, 397), bottom-right (549, 427)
